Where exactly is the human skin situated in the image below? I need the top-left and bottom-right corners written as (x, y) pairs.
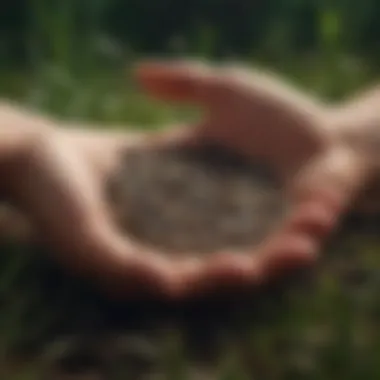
top-left (0, 61), bottom-right (377, 299)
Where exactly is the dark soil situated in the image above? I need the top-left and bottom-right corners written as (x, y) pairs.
top-left (108, 143), bottom-right (289, 255)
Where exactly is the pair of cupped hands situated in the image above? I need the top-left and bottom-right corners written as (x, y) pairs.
top-left (1, 60), bottom-right (379, 299)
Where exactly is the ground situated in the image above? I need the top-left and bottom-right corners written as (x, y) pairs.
top-left (1, 62), bottom-right (380, 379)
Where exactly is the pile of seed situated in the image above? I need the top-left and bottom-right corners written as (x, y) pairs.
top-left (108, 143), bottom-right (289, 256)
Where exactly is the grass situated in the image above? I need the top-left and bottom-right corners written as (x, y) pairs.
top-left (2, 2), bottom-right (380, 379)
top-left (1, 61), bottom-right (380, 380)
top-left (1, 220), bottom-right (380, 379)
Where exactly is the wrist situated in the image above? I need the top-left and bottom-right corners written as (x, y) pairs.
top-left (0, 102), bottom-right (56, 163)
top-left (0, 103), bottom-right (57, 197)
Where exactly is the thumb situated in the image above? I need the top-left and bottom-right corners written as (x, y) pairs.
top-left (135, 60), bottom-right (217, 106)
top-left (134, 61), bottom-right (324, 118)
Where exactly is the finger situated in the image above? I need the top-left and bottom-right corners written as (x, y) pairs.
top-left (190, 238), bottom-right (315, 296)
top-left (254, 205), bottom-right (334, 282)
top-left (164, 235), bottom-right (316, 299)
top-left (160, 217), bottom-right (320, 298)
top-left (291, 147), bottom-right (370, 215)
top-left (172, 204), bottom-right (327, 297)
top-left (135, 60), bottom-right (325, 126)
top-left (248, 147), bottom-right (371, 283)
top-left (280, 198), bottom-right (340, 241)
top-left (164, 253), bottom-right (261, 298)
top-left (135, 60), bottom-right (216, 106)
top-left (135, 60), bottom-right (328, 176)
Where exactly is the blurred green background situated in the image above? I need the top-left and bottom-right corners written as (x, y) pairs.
top-left (2, 0), bottom-right (380, 121)
top-left (1, 1), bottom-right (380, 379)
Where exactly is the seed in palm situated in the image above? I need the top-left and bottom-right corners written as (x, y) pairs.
top-left (108, 144), bottom-right (289, 256)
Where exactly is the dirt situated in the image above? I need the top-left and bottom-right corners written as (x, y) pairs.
top-left (108, 143), bottom-right (289, 256)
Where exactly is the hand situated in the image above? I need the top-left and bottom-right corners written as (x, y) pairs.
top-left (132, 61), bottom-right (371, 294)
top-left (0, 62), bottom-right (371, 299)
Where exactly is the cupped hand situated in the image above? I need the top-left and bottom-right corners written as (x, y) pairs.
top-left (0, 62), bottom-right (372, 299)
top-left (132, 61), bottom-right (371, 295)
